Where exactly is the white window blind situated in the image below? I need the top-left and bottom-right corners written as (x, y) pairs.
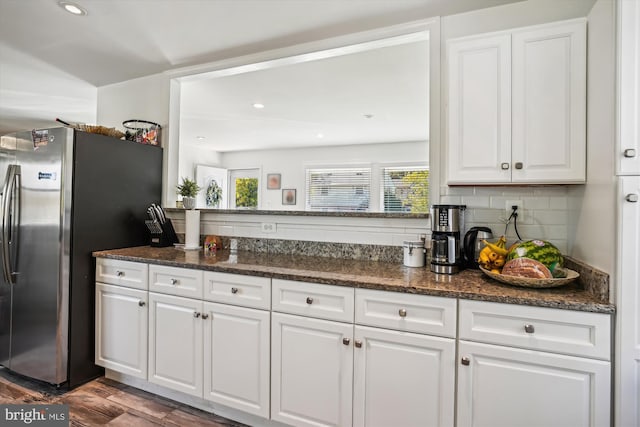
top-left (305, 167), bottom-right (371, 212)
top-left (381, 166), bottom-right (429, 213)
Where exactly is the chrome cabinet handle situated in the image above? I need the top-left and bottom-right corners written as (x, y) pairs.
top-left (202, 313), bottom-right (209, 319)
top-left (193, 312), bottom-right (201, 318)
top-left (138, 301), bottom-right (146, 307)
top-left (306, 297), bottom-right (313, 304)
top-left (524, 324), bottom-right (535, 333)
top-left (626, 194), bottom-right (639, 203)
top-left (343, 338), bottom-right (350, 346)
top-left (116, 270), bottom-right (124, 277)
top-left (461, 357), bottom-right (470, 366)
top-left (170, 278), bottom-right (178, 285)
top-left (398, 309), bottom-right (407, 318)
top-left (514, 162), bottom-right (523, 170)
top-left (231, 287), bottom-right (239, 294)
top-left (624, 148), bottom-right (637, 158)
top-left (500, 162), bottom-right (510, 170)
top-left (355, 340), bottom-right (362, 348)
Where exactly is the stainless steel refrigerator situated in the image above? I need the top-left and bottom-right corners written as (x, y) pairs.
top-left (0, 127), bottom-right (162, 387)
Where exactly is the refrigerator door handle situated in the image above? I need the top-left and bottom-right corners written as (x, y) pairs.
top-left (2, 164), bottom-right (20, 284)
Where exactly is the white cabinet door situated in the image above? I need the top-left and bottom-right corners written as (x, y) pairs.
top-left (271, 312), bottom-right (353, 427)
top-left (511, 20), bottom-right (586, 183)
top-left (148, 292), bottom-right (203, 397)
top-left (352, 325), bottom-right (455, 427)
top-left (617, 0), bottom-right (640, 175)
top-left (617, 176), bottom-right (640, 427)
top-left (457, 340), bottom-right (611, 427)
top-left (95, 283), bottom-right (148, 379)
top-left (203, 302), bottom-right (270, 418)
top-left (447, 34), bottom-right (512, 184)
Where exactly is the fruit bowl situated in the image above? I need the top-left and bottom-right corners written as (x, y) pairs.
top-left (479, 266), bottom-right (580, 288)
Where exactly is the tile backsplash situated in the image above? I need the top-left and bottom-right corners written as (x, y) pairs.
top-left (440, 185), bottom-right (570, 253)
top-left (167, 184), bottom-right (570, 252)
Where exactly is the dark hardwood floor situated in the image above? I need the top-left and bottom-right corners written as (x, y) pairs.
top-left (0, 369), bottom-right (247, 426)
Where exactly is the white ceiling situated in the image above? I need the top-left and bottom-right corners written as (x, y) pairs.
top-left (180, 38), bottom-right (430, 152)
top-left (1, 0), bottom-right (598, 148)
top-left (0, 0), bottom-right (524, 86)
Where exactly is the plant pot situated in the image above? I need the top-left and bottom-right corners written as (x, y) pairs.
top-left (182, 196), bottom-right (196, 209)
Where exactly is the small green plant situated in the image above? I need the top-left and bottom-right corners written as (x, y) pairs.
top-left (176, 177), bottom-right (201, 198)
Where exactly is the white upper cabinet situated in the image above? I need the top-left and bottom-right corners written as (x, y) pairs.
top-left (447, 19), bottom-right (586, 185)
top-left (618, 0), bottom-right (640, 175)
top-left (448, 34), bottom-right (512, 184)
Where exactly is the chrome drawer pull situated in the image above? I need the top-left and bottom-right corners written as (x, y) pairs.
top-left (399, 308), bottom-right (407, 318)
top-left (626, 194), bottom-right (639, 203)
top-left (138, 301), bottom-right (146, 307)
top-left (170, 278), bottom-right (178, 285)
top-left (193, 312), bottom-right (201, 318)
top-left (116, 270), bottom-right (124, 277)
top-left (202, 313), bottom-right (209, 319)
top-left (524, 324), bottom-right (535, 334)
top-left (342, 338), bottom-right (350, 346)
top-left (500, 162), bottom-right (510, 170)
top-left (624, 148), bottom-right (637, 158)
top-left (514, 162), bottom-right (523, 170)
top-left (231, 287), bottom-right (239, 294)
top-left (306, 297), bottom-right (313, 305)
top-left (461, 357), bottom-right (470, 366)
top-left (354, 340), bottom-right (362, 348)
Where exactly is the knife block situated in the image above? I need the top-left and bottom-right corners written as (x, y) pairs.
top-left (149, 219), bottom-right (179, 247)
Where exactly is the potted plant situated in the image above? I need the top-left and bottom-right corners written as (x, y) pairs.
top-left (176, 177), bottom-right (201, 209)
top-left (205, 179), bottom-right (223, 208)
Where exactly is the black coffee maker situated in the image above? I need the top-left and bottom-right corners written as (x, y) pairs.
top-left (430, 204), bottom-right (466, 274)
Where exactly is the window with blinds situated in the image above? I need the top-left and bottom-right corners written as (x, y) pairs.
top-left (305, 167), bottom-right (371, 212)
top-left (381, 166), bottom-right (429, 213)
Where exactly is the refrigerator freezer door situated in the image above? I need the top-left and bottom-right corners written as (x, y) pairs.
top-left (0, 134), bottom-right (16, 370)
top-left (9, 127), bottom-right (71, 384)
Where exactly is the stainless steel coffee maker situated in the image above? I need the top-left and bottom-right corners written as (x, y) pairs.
top-left (430, 204), bottom-right (466, 274)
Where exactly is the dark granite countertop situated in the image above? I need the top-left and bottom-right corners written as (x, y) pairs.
top-left (93, 246), bottom-right (615, 314)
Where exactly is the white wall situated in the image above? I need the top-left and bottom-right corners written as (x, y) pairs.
top-left (568, 0), bottom-right (616, 279)
top-left (220, 141), bottom-right (427, 211)
top-left (96, 1), bottom-right (608, 251)
top-left (436, 0), bottom-right (605, 256)
top-left (0, 43), bottom-right (96, 135)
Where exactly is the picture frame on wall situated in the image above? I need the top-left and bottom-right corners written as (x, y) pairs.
top-left (267, 173), bottom-right (281, 189)
top-left (282, 188), bottom-right (296, 205)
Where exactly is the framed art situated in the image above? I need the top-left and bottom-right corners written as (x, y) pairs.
top-left (267, 173), bottom-right (281, 189)
top-left (282, 188), bottom-right (296, 205)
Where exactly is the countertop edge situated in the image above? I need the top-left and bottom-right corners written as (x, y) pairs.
top-left (93, 249), bottom-right (615, 315)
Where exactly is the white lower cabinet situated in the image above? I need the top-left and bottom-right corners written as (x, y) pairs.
top-left (457, 300), bottom-right (611, 427)
top-left (96, 259), bottom-right (611, 427)
top-left (353, 325), bottom-right (455, 427)
top-left (148, 292), bottom-right (204, 397)
top-left (203, 302), bottom-right (270, 418)
top-left (95, 283), bottom-right (148, 379)
top-left (271, 312), bottom-right (354, 427)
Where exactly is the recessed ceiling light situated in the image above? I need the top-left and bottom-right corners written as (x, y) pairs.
top-left (316, 133), bottom-right (324, 139)
top-left (58, 1), bottom-right (88, 16)
top-left (196, 136), bottom-right (206, 140)
top-left (253, 103), bottom-right (265, 109)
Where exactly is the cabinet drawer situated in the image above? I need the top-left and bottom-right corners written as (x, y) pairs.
top-left (149, 265), bottom-right (203, 299)
top-left (203, 271), bottom-right (270, 309)
top-left (459, 300), bottom-right (611, 360)
top-left (355, 289), bottom-right (457, 338)
top-left (272, 279), bottom-right (354, 322)
top-left (96, 258), bottom-right (148, 290)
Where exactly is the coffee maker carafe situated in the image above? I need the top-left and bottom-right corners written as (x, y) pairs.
top-left (430, 204), bottom-right (466, 274)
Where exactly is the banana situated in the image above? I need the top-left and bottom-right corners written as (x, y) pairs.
top-left (478, 235), bottom-right (509, 272)
top-left (482, 239), bottom-right (508, 257)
